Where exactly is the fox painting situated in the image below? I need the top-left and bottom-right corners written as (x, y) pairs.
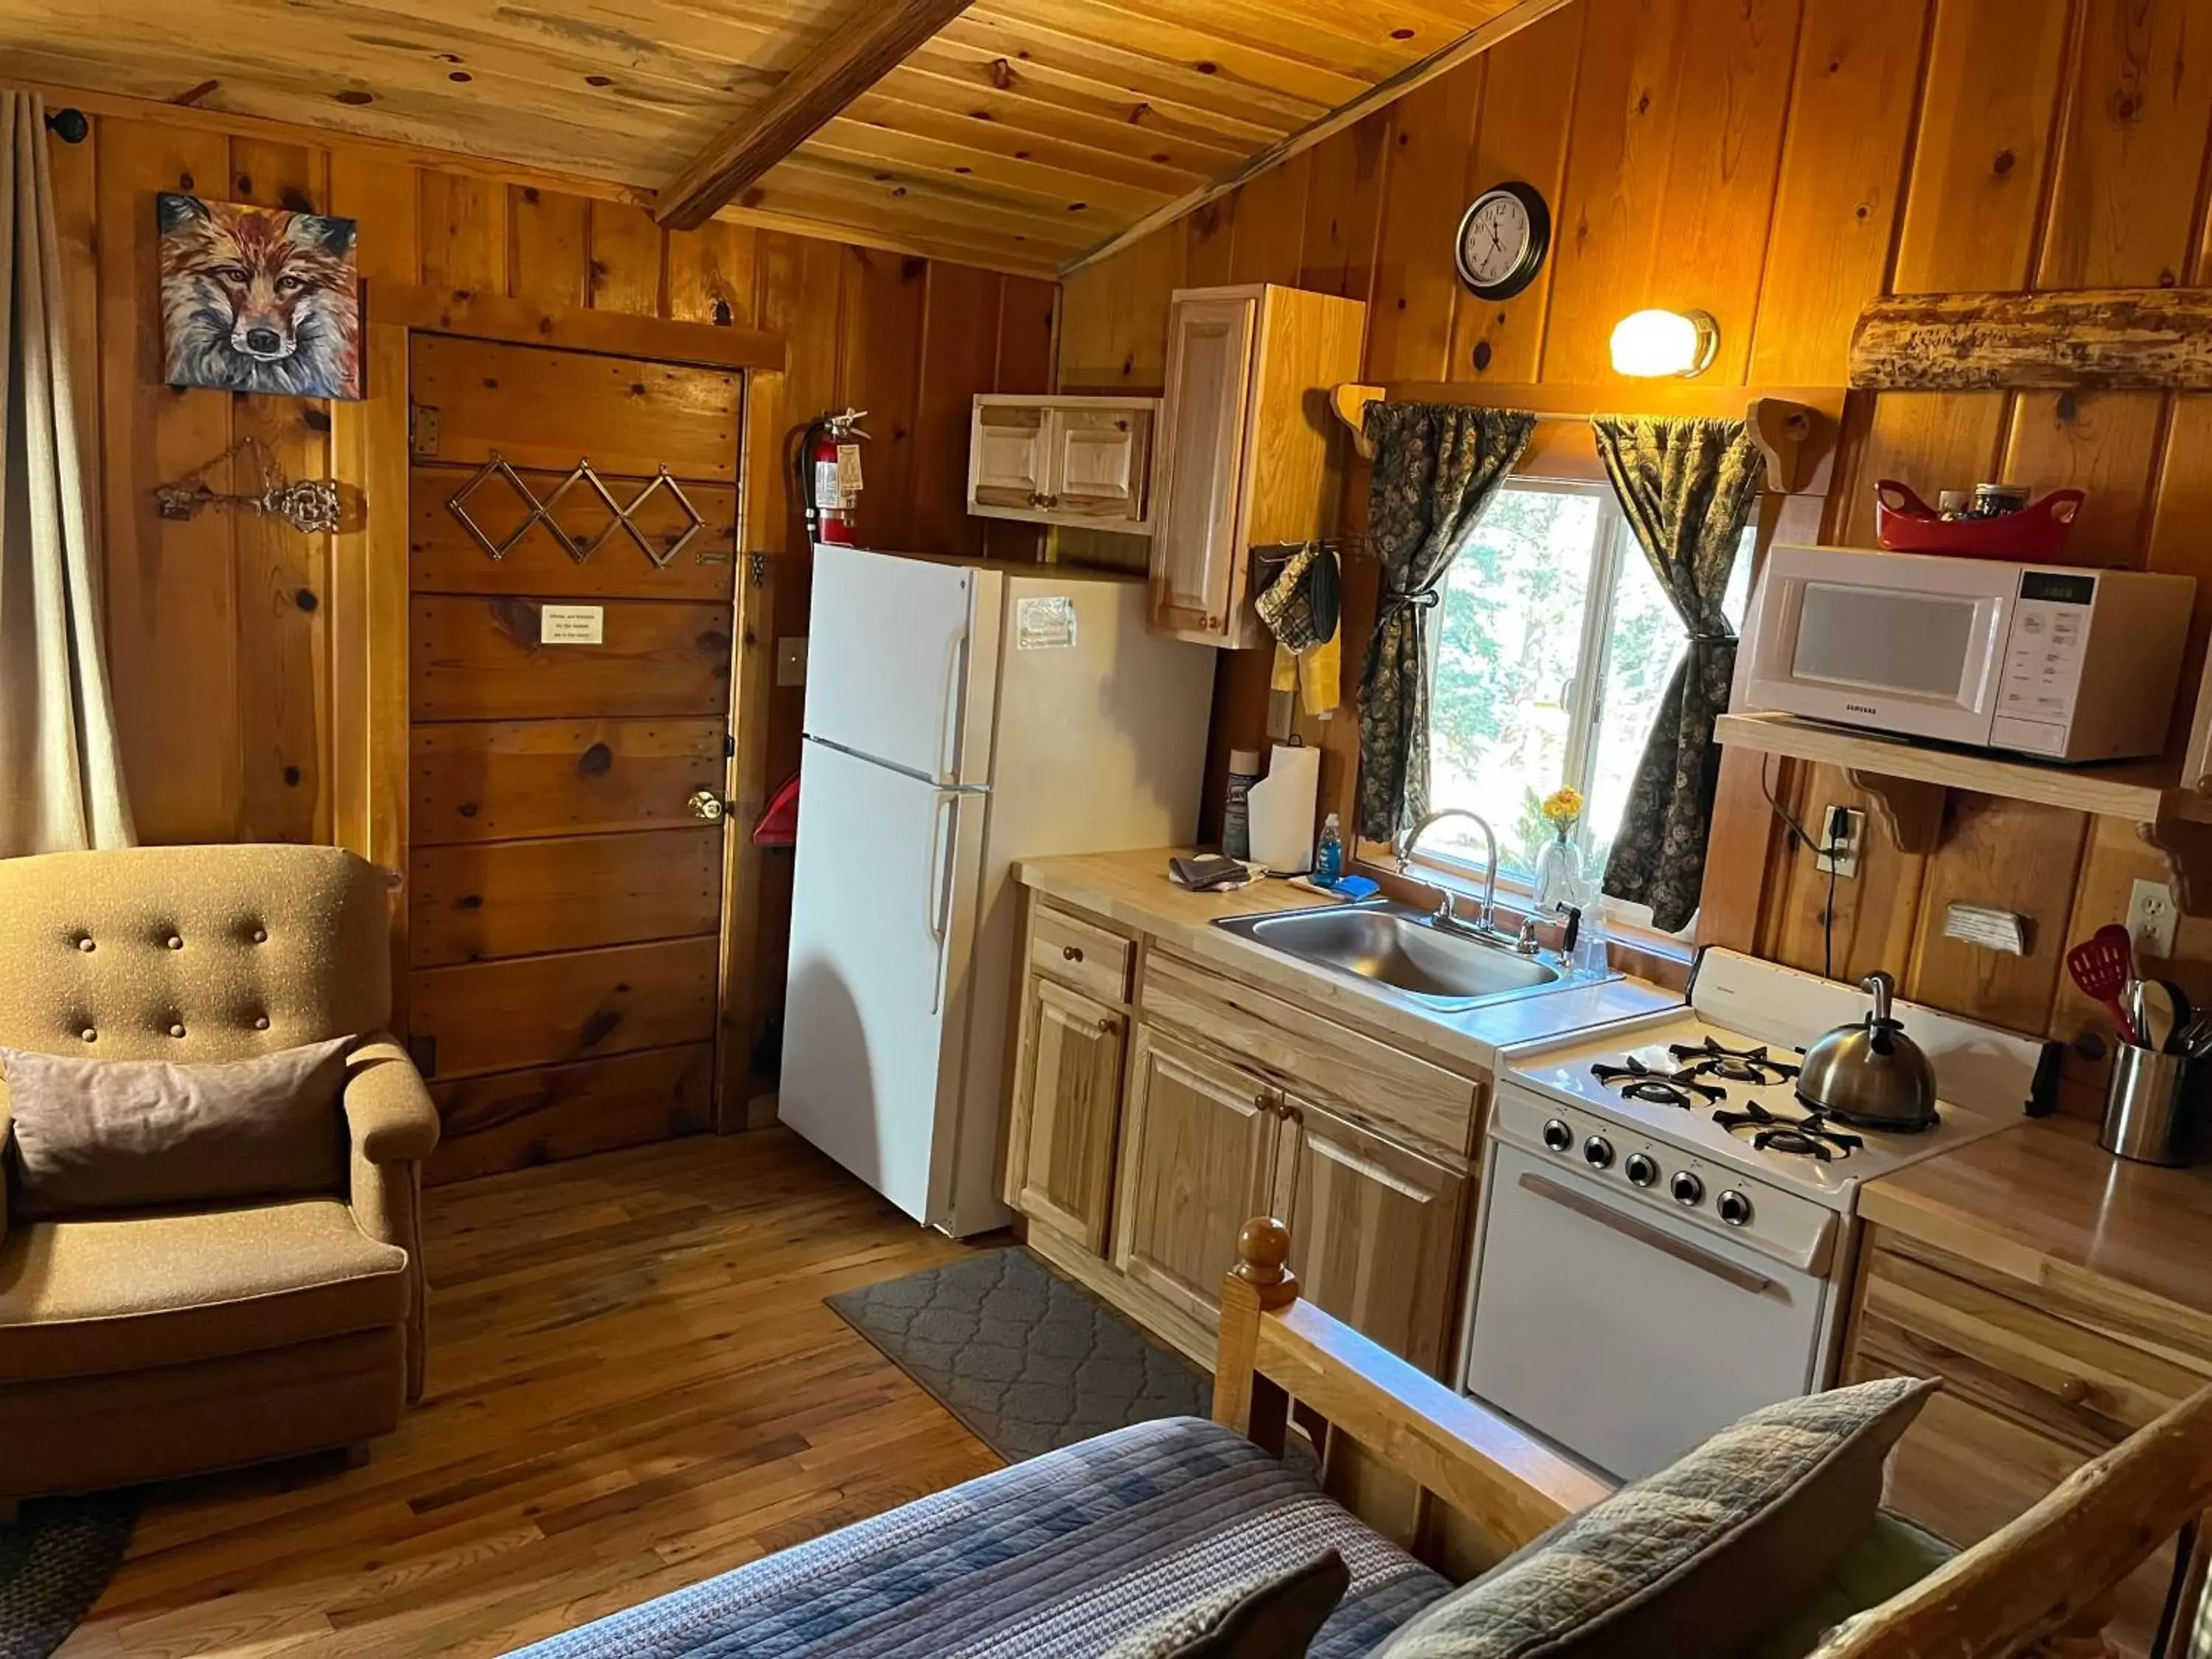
top-left (158, 194), bottom-right (361, 400)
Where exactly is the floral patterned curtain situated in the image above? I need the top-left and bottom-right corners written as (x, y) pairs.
top-left (1593, 414), bottom-right (1764, 933)
top-left (1357, 403), bottom-right (1534, 844)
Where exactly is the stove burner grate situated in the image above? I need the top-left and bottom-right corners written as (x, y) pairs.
top-left (1669, 1037), bottom-right (1801, 1086)
top-left (1590, 1058), bottom-right (1728, 1110)
top-left (1712, 1101), bottom-right (1864, 1162)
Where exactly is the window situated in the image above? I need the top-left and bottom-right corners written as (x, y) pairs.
top-left (1415, 479), bottom-right (1753, 929)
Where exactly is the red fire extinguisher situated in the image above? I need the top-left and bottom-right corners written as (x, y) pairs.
top-left (799, 409), bottom-right (869, 546)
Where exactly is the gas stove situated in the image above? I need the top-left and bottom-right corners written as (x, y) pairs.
top-left (1498, 956), bottom-right (2038, 1210)
top-left (1463, 949), bottom-right (2045, 1482)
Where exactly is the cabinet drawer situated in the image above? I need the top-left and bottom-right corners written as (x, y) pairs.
top-left (1032, 905), bottom-right (1133, 1004)
top-left (1855, 1242), bottom-right (2203, 1456)
top-left (1141, 949), bottom-right (1478, 1158)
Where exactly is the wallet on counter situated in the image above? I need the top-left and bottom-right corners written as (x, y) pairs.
top-left (1169, 854), bottom-right (1252, 892)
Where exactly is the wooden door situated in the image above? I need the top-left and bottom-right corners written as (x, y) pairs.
top-left (1049, 408), bottom-right (1152, 526)
top-left (969, 400), bottom-right (1049, 512)
top-left (1007, 977), bottom-right (1126, 1255)
top-left (1113, 1025), bottom-right (1279, 1326)
top-left (405, 332), bottom-right (742, 1183)
top-left (1275, 1096), bottom-right (1469, 1377)
top-left (1148, 294), bottom-right (1256, 642)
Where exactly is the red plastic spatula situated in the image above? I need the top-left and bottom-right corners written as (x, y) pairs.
top-left (2067, 923), bottom-right (2140, 1047)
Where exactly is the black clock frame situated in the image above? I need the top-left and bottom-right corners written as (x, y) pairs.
top-left (1454, 181), bottom-right (1552, 302)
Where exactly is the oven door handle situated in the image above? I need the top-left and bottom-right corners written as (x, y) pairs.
top-left (1517, 1172), bottom-right (1773, 1295)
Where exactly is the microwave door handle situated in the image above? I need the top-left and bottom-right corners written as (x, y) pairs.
top-left (1516, 1172), bottom-right (1773, 1295)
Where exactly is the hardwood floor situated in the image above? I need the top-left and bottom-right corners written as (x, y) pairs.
top-left (61, 1131), bottom-right (1002, 1659)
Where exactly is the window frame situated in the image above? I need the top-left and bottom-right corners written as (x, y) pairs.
top-left (1352, 471), bottom-right (1767, 957)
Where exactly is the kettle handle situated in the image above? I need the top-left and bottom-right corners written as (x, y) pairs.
top-left (1861, 970), bottom-right (1896, 1024)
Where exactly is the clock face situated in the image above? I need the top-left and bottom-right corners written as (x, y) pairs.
top-left (1455, 184), bottom-right (1551, 301)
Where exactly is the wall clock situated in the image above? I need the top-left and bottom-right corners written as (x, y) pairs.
top-left (1455, 182), bottom-right (1551, 302)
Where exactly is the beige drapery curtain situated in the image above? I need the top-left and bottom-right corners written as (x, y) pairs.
top-left (0, 91), bottom-right (132, 856)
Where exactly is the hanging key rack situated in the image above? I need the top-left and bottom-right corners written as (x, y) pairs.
top-left (447, 451), bottom-right (709, 568)
top-left (154, 437), bottom-right (344, 535)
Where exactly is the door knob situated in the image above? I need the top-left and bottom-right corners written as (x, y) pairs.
top-left (686, 790), bottom-right (729, 823)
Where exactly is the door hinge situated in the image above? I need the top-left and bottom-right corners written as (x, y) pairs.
top-left (748, 551), bottom-right (770, 588)
top-left (409, 402), bottom-right (440, 458)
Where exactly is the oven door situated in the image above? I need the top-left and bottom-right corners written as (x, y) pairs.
top-left (1464, 1144), bottom-right (1830, 1482)
top-left (1741, 546), bottom-right (2011, 746)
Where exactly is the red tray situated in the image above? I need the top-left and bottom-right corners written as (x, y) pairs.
top-left (1874, 479), bottom-right (2085, 560)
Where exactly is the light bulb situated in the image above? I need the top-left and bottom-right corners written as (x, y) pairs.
top-left (1610, 309), bottom-right (1719, 378)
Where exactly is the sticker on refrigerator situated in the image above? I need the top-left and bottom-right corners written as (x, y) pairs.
top-left (1016, 597), bottom-right (1077, 650)
top-left (540, 605), bottom-right (605, 644)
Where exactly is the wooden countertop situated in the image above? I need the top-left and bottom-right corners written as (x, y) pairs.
top-left (1859, 1114), bottom-right (2212, 1335)
top-left (1014, 848), bottom-right (1680, 1073)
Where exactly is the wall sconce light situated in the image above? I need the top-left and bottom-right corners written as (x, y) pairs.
top-left (1610, 309), bottom-right (1719, 378)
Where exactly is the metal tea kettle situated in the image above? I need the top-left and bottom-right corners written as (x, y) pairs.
top-left (1796, 972), bottom-right (1940, 1133)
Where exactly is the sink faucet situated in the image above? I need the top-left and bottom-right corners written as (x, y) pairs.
top-left (1394, 809), bottom-right (1504, 938)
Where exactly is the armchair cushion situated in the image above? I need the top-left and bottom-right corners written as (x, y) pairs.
top-left (0, 1197), bottom-right (407, 1381)
top-left (1, 1037), bottom-right (352, 1217)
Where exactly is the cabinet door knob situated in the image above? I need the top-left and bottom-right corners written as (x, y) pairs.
top-left (2057, 1377), bottom-right (2091, 1406)
top-left (1062, 945), bottom-right (1084, 962)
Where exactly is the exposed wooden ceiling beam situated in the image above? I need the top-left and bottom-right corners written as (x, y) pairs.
top-left (653, 0), bottom-right (978, 233)
top-left (1057, 0), bottom-right (1576, 278)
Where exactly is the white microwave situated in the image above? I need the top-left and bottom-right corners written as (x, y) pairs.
top-left (1739, 546), bottom-right (2194, 762)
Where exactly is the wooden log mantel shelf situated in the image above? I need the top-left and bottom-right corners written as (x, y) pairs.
top-left (1850, 288), bottom-right (2212, 392)
top-left (1715, 712), bottom-right (2212, 914)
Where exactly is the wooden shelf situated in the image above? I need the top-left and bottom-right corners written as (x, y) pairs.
top-left (1715, 712), bottom-right (2212, 911)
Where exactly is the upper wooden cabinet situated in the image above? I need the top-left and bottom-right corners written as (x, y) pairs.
top-left (1149, 285), bottom-right (1368, 649)
top-left (967, 394), bottom-right (1157, 533)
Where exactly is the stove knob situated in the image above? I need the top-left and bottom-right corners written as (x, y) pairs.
top-left (1543, 1119), bottom-right (1573, 1153)
top-left (1624, 1152), bottom-right (1658, 1188)
top-left (1582, 1135), bottom-right (1615, 1170)
top-left (1717, 1189), bottom-right (1753, 1228)
top-left (1671, 1170), bottom-right (1704, 1207)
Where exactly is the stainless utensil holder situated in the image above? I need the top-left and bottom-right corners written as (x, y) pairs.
top-left (2101, 1045), bottom-right (2203, 1166)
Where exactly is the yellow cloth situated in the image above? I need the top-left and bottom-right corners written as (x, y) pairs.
top-left (1273, 627), bottom-right (1342, 717)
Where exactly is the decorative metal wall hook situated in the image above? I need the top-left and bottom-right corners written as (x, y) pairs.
top-left (153, 437), bottom-right (342, 534)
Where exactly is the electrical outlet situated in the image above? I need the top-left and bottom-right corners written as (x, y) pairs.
top-left (2129, 877), bottom-right (2180, 959)
top-left (1815, 805), bottom-right (1865, 880)
top-left (776, 636), bottom-right (808, 688)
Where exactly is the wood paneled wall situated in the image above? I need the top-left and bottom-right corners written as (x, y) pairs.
top-left (48, 97), bottom-right (1055, 852)
top-left (1058, 0), bottom-right (2212, 1110)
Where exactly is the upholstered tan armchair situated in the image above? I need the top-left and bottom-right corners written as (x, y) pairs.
top-left (0, 844), bottom-right (438, 1514)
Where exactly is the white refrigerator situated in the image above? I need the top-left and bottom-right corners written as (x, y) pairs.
top-left (779, 545), bottom-right (1215, 1235)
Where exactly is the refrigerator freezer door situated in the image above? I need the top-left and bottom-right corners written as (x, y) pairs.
top-left (780, 736), bottom-right (984, 1225)
top-left (804, 544), bottom-right (985, 785)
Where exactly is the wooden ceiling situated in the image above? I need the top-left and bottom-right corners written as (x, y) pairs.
top-left (4, 0), bottom-right (1555, 274)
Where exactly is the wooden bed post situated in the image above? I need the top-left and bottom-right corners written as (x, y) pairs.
top-left (1214, 1217), bottom-right (1298, 1458)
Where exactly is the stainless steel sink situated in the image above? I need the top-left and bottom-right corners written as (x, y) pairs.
top-left (1214, 901), bottom-right (1595, 1012)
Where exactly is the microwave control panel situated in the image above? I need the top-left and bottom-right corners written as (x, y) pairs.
top-left (1992, 571), bottom-right (2095, 756)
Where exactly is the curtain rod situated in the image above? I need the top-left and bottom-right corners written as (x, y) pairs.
top-left (1328, 383), bottom-right (1821, 493)
top-left (44, 107), bottom-right (88, 144)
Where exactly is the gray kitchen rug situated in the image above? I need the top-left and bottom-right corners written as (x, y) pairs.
top-left (827, 1247), bottom-right (1210, 1462)
top-left (0, 1493), bottom-right (137, 1659)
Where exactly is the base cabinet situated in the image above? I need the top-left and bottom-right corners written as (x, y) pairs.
top-left (1278, 1096), bottom-right (1469, 1379)
top-left (1843, 1228), bottom-right (2211, 1657)
top-left (1007, 978), bottom-right (1127, 1255)
top-left (1004, 894), bottom-right (1483, 1379)
top-left (1112, 1025), bottom-right (1283, 1328)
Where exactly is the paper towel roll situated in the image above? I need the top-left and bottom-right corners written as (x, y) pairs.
top-left (1247, 742), bottom-right (1321, 873)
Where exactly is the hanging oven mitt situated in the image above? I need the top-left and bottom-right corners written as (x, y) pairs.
top-left (1256, 543), bottom-right (1342, 717)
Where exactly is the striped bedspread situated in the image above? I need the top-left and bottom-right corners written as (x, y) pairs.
top-left (509, 1416), bottom-right (1450, 1658)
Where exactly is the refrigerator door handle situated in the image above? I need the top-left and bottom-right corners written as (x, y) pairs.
top-left (932, 626), bottom-right (967, 786)
top-left (926, 790), bottom-right (959, 1014)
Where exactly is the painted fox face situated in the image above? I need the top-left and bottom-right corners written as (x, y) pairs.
top-left (158, 194), bottom-right (361, 399)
